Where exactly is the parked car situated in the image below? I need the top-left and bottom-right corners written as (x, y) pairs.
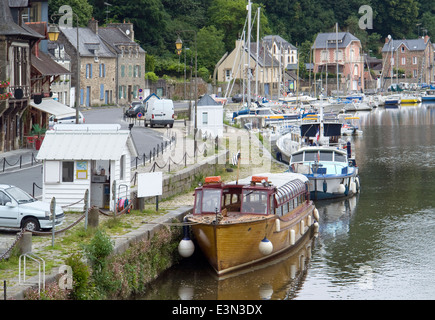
top-left (0, 184), bottom-right (64, 231)
top-left (232, 93), bottom-right (243, 103)
top-left (231, 94), bottom-right (254, 103)
top-left (125, 101), bottom-right (145, 118)
top-left (49, 111), bottom-right (85, 128)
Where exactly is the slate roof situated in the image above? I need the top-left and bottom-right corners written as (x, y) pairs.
top-left (60, 27), bottom-right (116, 58)
top-left (197, 94), bottom-right (220, 106)
top-left (381, 38), bottom-right (430, 52)
top-left (31, 51), bottom-right (71, 76)
top-left (0, 0), bottom-right (42, 38)
top-left (262, 35), bottom-right (297, 50)
top-left (312, 32), bottom-right (360, 49)
top-left (98, 27), bottom-right (145, 54)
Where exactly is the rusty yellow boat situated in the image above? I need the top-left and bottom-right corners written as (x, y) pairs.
top-left (183, 172), bottom-right (319, 276)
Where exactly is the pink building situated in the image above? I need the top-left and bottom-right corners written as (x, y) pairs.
top-left (312, 32), bottom-right (365, 92)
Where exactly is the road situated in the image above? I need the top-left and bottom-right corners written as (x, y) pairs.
top-left (0, 106), bottom-right (168, 197)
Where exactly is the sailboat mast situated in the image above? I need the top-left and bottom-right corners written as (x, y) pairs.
top-left (247, 0), bottom-right (252, 108)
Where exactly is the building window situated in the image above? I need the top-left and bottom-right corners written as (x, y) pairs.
top-left (401, 46), bottom-right (405, 53)
top-left (225, 69), bottom-right (231, 81)
top-left (86, 64), bottom-right (92, 78)
top-left (413, 69), bottom-right (418, 78)
top-left (121, 65), bottom-right (125, 77)
top-left (202, 112), bottom-right (208, 125)
top-left (401, 57), bottom-right (406, 65)
top-left (413, 57), bottom-right (418, 64)
top-left (62, 161), bottom-right (74, 182)
top-left (99, 64), bottom-right (106, 77)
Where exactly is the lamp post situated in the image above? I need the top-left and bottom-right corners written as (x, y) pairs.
top-left (48, 13), bottom-right (80, 124)
top-left (176, 31), bottom-right (197, 161)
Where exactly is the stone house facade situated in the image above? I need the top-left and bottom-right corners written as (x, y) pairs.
top-left (381, 36), bottom-right (433, 83)
top-left (217, 35), bottom-right (297, 99)
top-left (57, 20), bottom-right (117, 108)
top-left (98, 22), bottom-right (146, 106)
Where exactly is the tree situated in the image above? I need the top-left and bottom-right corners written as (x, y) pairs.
top-left (48, 0), bottom-right (93, 26)
top-left (197, 26), bottom-right (226, 75)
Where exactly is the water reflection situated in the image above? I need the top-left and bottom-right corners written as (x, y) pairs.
top-left (141, 103), bottom-right (435, 300)
top-left (141, 233), bottom-right (315, 300)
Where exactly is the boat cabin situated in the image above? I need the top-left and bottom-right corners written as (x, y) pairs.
top-left (290, 147), bottom-right (354, 175)
top-left (193, 174), bottom-right (309, 217)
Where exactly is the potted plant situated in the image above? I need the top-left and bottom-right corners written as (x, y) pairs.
top-left (31, 124), bottom-right (47, 150)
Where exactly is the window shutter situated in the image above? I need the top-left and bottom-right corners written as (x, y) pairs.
top-left (100, 84), bottom-right (104, 100)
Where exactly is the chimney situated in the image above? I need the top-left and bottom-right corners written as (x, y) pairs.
top-left (88, 18), bottom-right (98, 34)
top-left (424, 35), bottom-right (430, 44)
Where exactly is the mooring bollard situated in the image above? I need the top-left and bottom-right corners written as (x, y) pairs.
top-left (18, 231), bottom-right (32, 255)
top-left (88, 206), bottom-right (99, 228)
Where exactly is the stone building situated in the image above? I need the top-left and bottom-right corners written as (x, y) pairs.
top-left (56, 19), bottom-right (117, 108)
top-left (381, 36), bottom-right (433, 83)
top-left (98, 22), bottom-right (146, 106)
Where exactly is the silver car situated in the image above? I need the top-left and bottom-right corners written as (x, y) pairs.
top-left (0, 185), bottom-right (64, 231)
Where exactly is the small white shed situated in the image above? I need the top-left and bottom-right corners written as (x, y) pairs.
top-left (193, 94), bottom-right (223, 138)
top-left (36, 124), bottom-right (138, 212)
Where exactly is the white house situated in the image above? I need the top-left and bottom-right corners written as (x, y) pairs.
top-left (36, 124), bottom-right (138, 212)
top-left (193, 94), bottom-right (223, 138)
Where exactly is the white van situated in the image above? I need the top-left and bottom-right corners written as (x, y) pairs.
top-left (145, 99), bottom-right (174, 128)
top-left (49, 111), bottom-right (85, 129)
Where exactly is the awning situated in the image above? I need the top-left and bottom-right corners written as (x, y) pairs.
top-left (30, 98), bottom-right (76, 118)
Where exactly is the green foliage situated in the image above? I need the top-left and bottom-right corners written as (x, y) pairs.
top-left (64, 252), bottom-right (96, 300)
top-left (31, 124), bottom-right (47, 137)
top-left (145, 72), bottom-right (159, 83)
top-left (82, 229), bottom-right (114, 273)
top-left (48, 0), bottom-right (93, 26)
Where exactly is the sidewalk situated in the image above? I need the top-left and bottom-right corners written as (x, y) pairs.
top-left (0, 148), bottom-right (41, 175)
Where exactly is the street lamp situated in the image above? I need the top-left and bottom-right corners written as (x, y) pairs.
top-left (175, 31), bottom-right (197, 161)
top-left (48, 13), bottom-right (81, 124)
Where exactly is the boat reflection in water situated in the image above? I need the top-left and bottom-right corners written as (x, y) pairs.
top-left (176, 231), bottom-right (316, 300)
top-left (315, 196), bottom-right (358, 240)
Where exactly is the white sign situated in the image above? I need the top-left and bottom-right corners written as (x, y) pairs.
top-left (138, 172), bottom-right (163, 197)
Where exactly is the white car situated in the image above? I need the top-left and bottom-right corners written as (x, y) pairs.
top-left (0, 184), bottom-right (64, 231)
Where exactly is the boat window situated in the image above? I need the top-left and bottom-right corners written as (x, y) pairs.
top-left (319, 151), bottom-right (333, 161)
top-left (292, 153), bottom-right (303, 162)
top-left (201, 189), bottom-right (222, 213)
top-left (194, 190), bottom-right (202, 214)
top-left (304, 151), bottom-right (317, 162)
top-left (241, 190), bottom-right (269, 214)
top-left (334, 152), bottom-right (346, 162)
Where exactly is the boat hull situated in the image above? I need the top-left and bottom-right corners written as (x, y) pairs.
top-left (187, 203), bottom-right (316, 275)
top-left (307, 174), bottom-right (360, 201)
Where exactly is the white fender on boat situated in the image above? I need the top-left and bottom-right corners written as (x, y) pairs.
top-left (275, 219), bottom-right (281, 232)
top-left (313, 208), bottom-right (319, 221)
top-left (308, 215), bottom-right (312, 227)
top-left (355, 177), bottom-right (360, 192)
top-left (300, 220), bottom-right (305, 235)
top-left (314, 221), bottom-right (319, 233)
top-left (259, 237), bottom-right (273, 255)
top-left (290, 229), bottom-right (295, 245)
top-left (350, 181), bottom-right (357, 194)
top-left (178, 239), bottom-right (195, 258)
top-left (338, 184), bottom-right (346, 194)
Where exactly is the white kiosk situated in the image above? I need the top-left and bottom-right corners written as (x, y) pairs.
top-left (36, 124), bottom-right (138, 212)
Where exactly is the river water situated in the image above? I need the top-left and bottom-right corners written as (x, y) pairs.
top-left (141, 103), bottom-right (435, 300)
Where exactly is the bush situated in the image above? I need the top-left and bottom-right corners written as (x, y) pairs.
top-left (65, 252), bottom-right (96, 300)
